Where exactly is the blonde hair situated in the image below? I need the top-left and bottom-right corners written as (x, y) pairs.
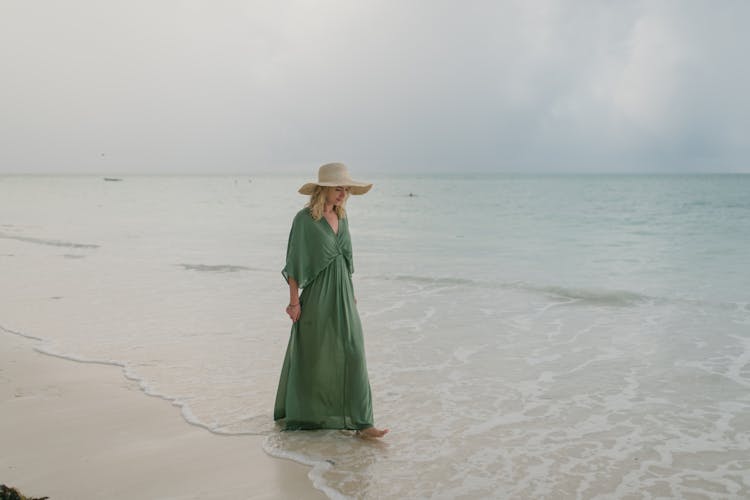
top-left (307, 186), bottom-right (350, 221)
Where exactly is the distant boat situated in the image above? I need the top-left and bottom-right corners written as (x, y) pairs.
top-left (103, 177), bottom-right (122, 182)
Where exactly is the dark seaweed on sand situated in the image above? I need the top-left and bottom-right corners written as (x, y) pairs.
top-left (0, 485), bottom-right (49, 500)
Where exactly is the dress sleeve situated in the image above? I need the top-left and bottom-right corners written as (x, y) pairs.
top-left (280, 210), bottom-right (326, 289)
top-left (282, 212), bottom-right (310, 288)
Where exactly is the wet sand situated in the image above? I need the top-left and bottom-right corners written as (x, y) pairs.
top-left (0, 332), bottom-right (325, 500)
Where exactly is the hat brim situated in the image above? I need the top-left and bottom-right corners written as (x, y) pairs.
top-left (298, 181), bottom-right (373, 195)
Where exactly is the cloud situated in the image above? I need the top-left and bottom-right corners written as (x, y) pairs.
top-left (0, 0), bottom-right (748, 173)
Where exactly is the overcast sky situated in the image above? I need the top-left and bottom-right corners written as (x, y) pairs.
top-left (1, 1), bottom-right (748, 174)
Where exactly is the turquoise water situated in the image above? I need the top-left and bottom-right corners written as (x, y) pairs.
top-left (356, 174), bottom-right (749, 303)
top-left (1, 174), bottom-right (748, 498)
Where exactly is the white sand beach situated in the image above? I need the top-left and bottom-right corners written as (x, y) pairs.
top-left (0, 332), bottom-right (325, 500)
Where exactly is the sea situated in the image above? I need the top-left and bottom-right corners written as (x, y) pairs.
top-left (1, 173), bottom-right (748, 499)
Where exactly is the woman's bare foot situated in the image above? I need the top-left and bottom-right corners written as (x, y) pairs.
top-left (356, 426), bottom-right (389, 439)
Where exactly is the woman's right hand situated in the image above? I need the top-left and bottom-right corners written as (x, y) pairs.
top-left (286, 303), bottom-right (301, 323)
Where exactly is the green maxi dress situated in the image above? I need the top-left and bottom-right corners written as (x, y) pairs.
top-left (274, 207), bottom-right (374, 430)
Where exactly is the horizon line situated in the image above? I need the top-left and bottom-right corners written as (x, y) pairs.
top-left (1, 171), bottom-right (748, 177)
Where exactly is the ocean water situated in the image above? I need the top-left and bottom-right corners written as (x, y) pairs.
top-left (1, 173), bottom-right (749, 499)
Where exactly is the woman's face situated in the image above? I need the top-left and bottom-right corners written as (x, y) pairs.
top-left (326, 186), bottom-right (349, 206)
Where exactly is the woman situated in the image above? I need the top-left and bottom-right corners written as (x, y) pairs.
top-left (274, 162), bottom-right (388, 439)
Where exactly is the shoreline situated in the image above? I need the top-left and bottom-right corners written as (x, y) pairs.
top-left (0, 331), bottom-right (326, 500)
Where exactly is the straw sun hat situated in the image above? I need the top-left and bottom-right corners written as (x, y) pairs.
top-left (298, 162), bottom-right (373, 195)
